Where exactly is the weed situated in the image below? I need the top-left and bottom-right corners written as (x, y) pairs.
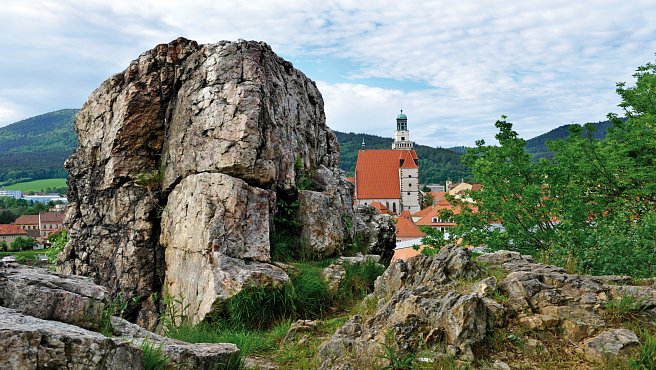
top-left (290, 264), bottom-right (332, 318)
top-left (603, 295), bottom-right (647, 324)
top-left (630, 330), bottom-right (656, 370)
top-left (492, 289), bottom-right (508, 304)
top-left (160, 291), bottom-right (190, 332)
top-left (101, 294), bottom-right (141, 337)
top-left (141, 340), bottom-right (170, 370)
top-left (335, 260), bottom-right (385, 306)
top-left (135, 169), bottom-right (163, 190)
top-left (380, 331), bottom-right (415, 370)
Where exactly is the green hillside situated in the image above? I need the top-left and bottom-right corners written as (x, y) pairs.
top-left (334, 131), bottom-right (470, 184)
top-left (0, 109), bottom-right (79, 184)
top-left (524, 120), bottom-right (611, 159)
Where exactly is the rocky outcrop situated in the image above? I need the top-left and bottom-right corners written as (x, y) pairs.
top-left (60, 38), bottom-right (352, 325)
top-left (353, 205), bottom-right (396, 262)
top-left (0, 307), bottom-right (143, 370)
top-left (110, 316), bottom-right (240, 369)
top-left (318, 247), bottom-right (656, 368)
top-left (321, 254), bottom-right (382, 295)
top-left (0, 263), bottom-right (107, 330)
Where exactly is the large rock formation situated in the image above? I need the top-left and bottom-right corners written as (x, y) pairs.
top-left (352, 205), bottom-right (396, 262)
top-left (60, 38), bottom-right (353, 326)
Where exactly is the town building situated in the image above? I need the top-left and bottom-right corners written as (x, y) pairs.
top-left (0, 224), bottom-right (28, 244)
top-left (353, 111), bottom-right (421, 214)
top-left (13, 212), bottom-right (64, 240)
top-left (0, 190), bottom-right (23, 199)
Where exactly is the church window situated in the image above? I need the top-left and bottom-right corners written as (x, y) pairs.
top-left (409, 175), bottom-right (412, 178)
top-left (393, 203), bottom-right (397, 213)
top-left (407, 192), bottom-right (410, 195)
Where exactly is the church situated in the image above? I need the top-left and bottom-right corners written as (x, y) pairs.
top-left (353, 111), bottom-right (421, 214)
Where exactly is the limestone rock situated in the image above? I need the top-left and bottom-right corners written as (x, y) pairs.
top-left (353, 205), bottom-right (396, 262)
top-left (0, 263), bottom-right (107, 330)
top-left (298, 189), bottom-right (347, 258)
top-left (110, 316), bottom-right (240, 369)
top-left (283, 319), bottom-right (318, 343)
top-left (61, 38), bottom-right (352, 324)
top-left (472, 276), bottom-right (497, 297)
top-left (582, 328), bottom-right (640, 363)
top-left (0, 307), bottom-right (142, 370)
top-left (318, 247), bottom-right (489, 369)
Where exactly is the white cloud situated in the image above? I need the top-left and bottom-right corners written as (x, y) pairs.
top-left (0, 0), bottom-right (654, 147)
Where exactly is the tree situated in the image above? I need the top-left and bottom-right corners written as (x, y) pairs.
top-left (0, 240), bottom-right (8, 252)
top-left (431, 59), bottom-right (656, 277)
top-left (10, 237), bottom-right (36, 251)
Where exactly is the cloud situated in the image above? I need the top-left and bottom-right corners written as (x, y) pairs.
top-left (0, 0), bottom-right (654, 147)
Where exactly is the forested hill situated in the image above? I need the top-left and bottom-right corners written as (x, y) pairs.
top-left (0, 109), bottom-right (79, 183)
top-left (334, 131), bottom-right (470, 184)
top-left (524, 120), bottom-right (611, 158)
top-left (447, 120), bottom-right (612, 159)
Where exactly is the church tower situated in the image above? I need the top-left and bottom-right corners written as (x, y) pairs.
top-left (392, 110), bottom-right (414, 150)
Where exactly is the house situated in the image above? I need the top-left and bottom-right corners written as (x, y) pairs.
top-left (415, 199), bottom-right (478, 232)
top-left (395, 210), bottom-right (426, 242)
top-left (0, 190), bottom-right (23, 199)
top-left (0, 224), bottom-right (28, 244)
top-left (448, 182), bottom-right (482, 196)
top-left (353, 111), bottom-right (421, 214)
top-left (38, 212), bottom-right (65, 239)
top-left (13, 212), bottom-right (64, 240)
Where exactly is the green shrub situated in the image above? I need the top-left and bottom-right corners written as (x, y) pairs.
top-left (46, 229), bottom-right (68, 264)
top-left (217, 283), bottom-right (297, 330)
top-left (603, 295), bottom-right (647, 323)
top-left (380, 331), bottom-right (415, 370)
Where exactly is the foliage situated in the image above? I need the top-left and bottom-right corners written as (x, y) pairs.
top-left (141, 340), bottom-right (170, 370)
top-left (0, 109), bottom-right (78, 183)
top-left (603, 295), bottom-right (648, 324)
top-left (426, 58), bottom-right (656, 278)
top-left (631, 330), bottom-right (656, 370)
top-left (0, 196), bottom-right (50, 219)
top-left (335, 260), bottom-right (386, 306)
top-left (101, 294), bottom-right (142, 337)
top-left (160, 291), bottom-right (190, 333)
top-left (46, 229), bottom-right (68, 264)
top-left (380, 331), bottom-right (415, 370)
top-left (10, 236), bottom-right (36, 251)
top-left (0, 240), bottom-right (7, 252)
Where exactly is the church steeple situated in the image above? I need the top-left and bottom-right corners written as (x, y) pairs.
top-left (392, 110), bottom-right (414, 150)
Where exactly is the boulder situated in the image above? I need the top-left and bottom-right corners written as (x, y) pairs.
top-left (111, 316), bottom-right (240, 370)
top-left (60, 38), bottom-right (352, 325)
top-left (321, 254), bottom-right (383, 295)
top-left (0, 307), bottom-right (142, 370)
top-left (582, 328), bottom-right (640, 363)
top-left (0, 262), bottom-right (107, 330)
top-left (353, 205), bottom-right (396, 262)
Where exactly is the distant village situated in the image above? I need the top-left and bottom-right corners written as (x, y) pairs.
top-left (0, 189), bottom-right (67, 253)
top-left (349, 111), bottom-right (484, 262)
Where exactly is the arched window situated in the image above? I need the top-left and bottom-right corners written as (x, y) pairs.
top-left (393, 203), bottom-right (397, 213)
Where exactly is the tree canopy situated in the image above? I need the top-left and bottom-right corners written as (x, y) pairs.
top-left (429, 59), bottom-right (656, 278)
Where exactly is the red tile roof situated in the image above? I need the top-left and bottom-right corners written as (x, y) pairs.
top-left (370, 201), bottom-right (391, 214)
top-left (0, 224), bottom-right (28, 236)
top-left (416, 200), bottom-right (478, 226)
top-left (345, 177), bottom-right (355, 184)
top-left (399, 210), bottom-right (412, 218)
top-left (395, 216), bottom-right (426, 238)
top-left (429, 192), bottom-right (446, 203)
top-left (355, 149), bottom-right (417, 199)
top-left (39, 212), bottom-right (64, 223)
top-left (14, 215), bottom-right (39, 225)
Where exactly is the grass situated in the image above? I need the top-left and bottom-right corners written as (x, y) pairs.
top-left (3, 178), bottom-right (67, 192)
top-left (141, 341), bottom-right (170, 370)
top-left (0, 248), bottom-right (50, 258)
top-left (165, 259), bottom-right (385, 368)
top-left (602, 295), bottom-right (648, 324)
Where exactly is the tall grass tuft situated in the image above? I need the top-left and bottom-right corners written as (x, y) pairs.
top-left (335, 260), bottom-right (386, 307)
top-left (141, 341), bottom-right (169, 370)
top-left (631, 331), bottom-right (656, 370)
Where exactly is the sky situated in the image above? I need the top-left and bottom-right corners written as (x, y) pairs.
top-left (1, 1), bottom-right (655, 147)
